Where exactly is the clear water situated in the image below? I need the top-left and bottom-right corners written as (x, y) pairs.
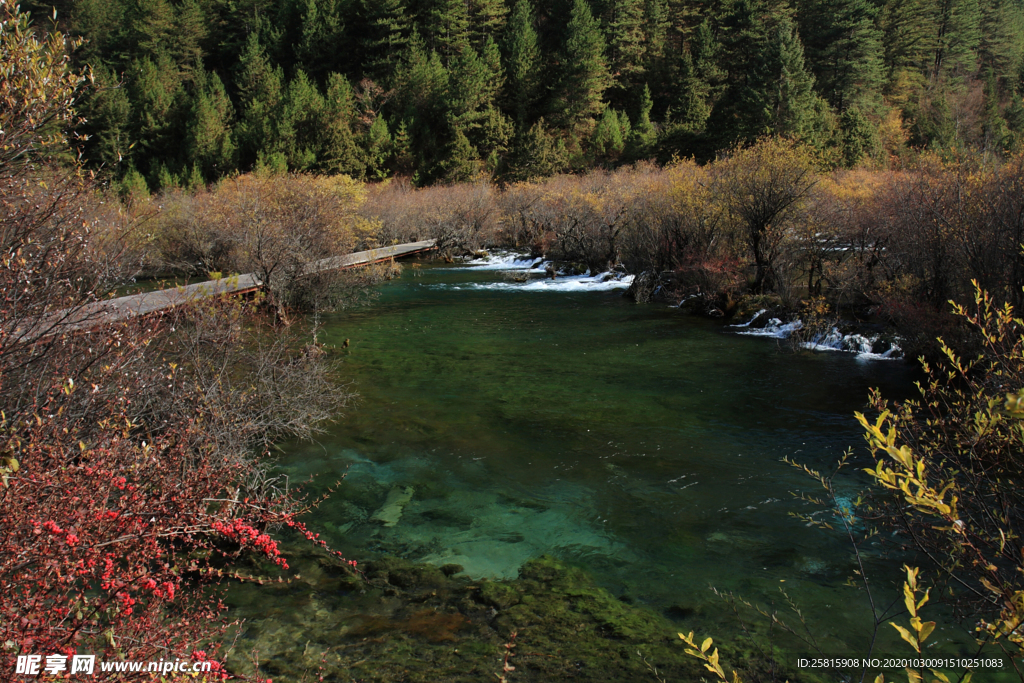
top-left (254, 257), bottom-right (992, 666)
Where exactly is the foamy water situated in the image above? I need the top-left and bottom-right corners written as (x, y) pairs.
top-left (730, 315), bottom-right (902, 361)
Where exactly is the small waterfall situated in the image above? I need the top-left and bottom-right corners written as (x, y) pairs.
top-left (730, 314), bottom-right (902, 361)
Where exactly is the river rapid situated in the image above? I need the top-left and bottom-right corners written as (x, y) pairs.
top-left (226, 255), bottom-right (1004, 679)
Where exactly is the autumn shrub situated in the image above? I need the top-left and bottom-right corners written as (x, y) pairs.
top-left (156, 172), bottom-right (379, 313)
top-left (360, 178), bottom-right (497, 254)
top-left (620, 159), bottom-right (740, 305)
top-left (715, 138), bottom-right (819, 299)
top-left (857, 288), bottom-right (1024, 639)
top-left (1, 5), bottom-right (355, 679)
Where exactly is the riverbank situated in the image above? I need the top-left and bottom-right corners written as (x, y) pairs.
top-left (224, 546), bottom-right (822, 683)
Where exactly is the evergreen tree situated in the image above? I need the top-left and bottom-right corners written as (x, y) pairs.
top-left (434, 127), bottom-right (480, 182)
top-left (185, 70), bottom-right (236, 179)
top-left (501, 118), bottom-right (567, 181)
top-left (554, 0), bottom-right (611, 125)
top-left (839, 105), bottom-right (877, 166)
top-left (978, 0), bottom-right (1024, 85)
top-left (626, 83), bottom-right (656, 156)
top-left (364, 115), bottom-right (393, 178)
top-left (737, 16), bottom-right (818, 141)
top-left (361, 0), bottom-right (411, 83)
top-left (800, 0), bottom-right (883, 112)
top-left (128, 0), bottom-right (177, 64)
top-left (933, 0), bottom-right (981, 77)
top-left (879, 0), bottom-right (935, 81)
top-left (279, 70), bottom-right (325, 170)
top-left (234, 33), bottom-right (286, 168)
top-left (80, 64), bottom-right (134, 176)
top-left (173, 0), bottom-right (209, 73)
top-left (982, 67), bottom-right (1009, 152)
top-left (320, 73), bottom-right (365, 176)
top-left (591, 106), bottom-right (627, 159)
top-left (639, 0), bottom-right (670, 113)
top-left (606, 0), bottom-right (647, 100)
top-left (393, 31), bottom-right (450, 176)
top-left (295, 0), bottom-right (345, 82)
top-left (470, 0), bottom-right (509, 48)
top-left (125, 53), bottom-right (187, 173)
top-left (502, 0), bottom-right (541, 124)
top-left (672, 47), bottom-right (712, 131)
top-left (427, 0), bottom-right (471, 60)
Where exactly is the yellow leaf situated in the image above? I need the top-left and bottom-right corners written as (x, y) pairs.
top-left (891, 623), bottom-right (920, 652)
top-left (904, 583), bottom-right (917, 616)
top-left (918, 621), bottom-right (936, 643)
top-left (701, 637), bottom-right (713, 653)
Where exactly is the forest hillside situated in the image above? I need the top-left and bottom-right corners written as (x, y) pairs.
top-left (21, 0), bottom-right (1024, 188)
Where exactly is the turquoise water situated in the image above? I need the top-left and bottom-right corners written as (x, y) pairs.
top-left (244, 256), bottom-right (997, 670)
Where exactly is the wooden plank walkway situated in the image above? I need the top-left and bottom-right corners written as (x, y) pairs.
top-left (10, 239), bottom-right (436, 342)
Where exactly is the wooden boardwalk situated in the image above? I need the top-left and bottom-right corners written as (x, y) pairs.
top-left (11, 240), bottom-right (436, 342)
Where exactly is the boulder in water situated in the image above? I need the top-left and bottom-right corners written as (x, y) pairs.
top-left (371, 486), bottom-right (415, 527)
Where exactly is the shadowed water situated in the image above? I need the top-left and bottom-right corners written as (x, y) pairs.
top-left (240, 256), bottom-right (1002, 670)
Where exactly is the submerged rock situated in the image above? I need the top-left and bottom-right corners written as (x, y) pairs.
top-left (371, 486), bottom-right (415, 527)
top-left (224, 553), bottom-right (731, 682)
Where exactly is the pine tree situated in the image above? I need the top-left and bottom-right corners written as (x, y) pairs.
top-left (625, 83), bottom-right (656, 157)
top-left (361, 0), bottom-right (411, 83)
top-left (738, 16), bottom-right (818, 141)
top-left (982, 67), bottom-right (1009, 152)
top-left (879, 0), bottom-right (935, 80)
top-left (500, 118), bottom-right (567, 181)
top-left (449, 44), bottom-right (497, 132)
top-left (640, 0), bottom-right (670, 112)
top-left (933, 0), bottom-right (981, 77)
top-left (591, 106), bottom-right (626, 159)
top-left (364, 115), bottom-right (393, 178)
top-left (607, 0), bottom-right (647, 98)
top-left (320, 73), bottom-right (366, 176)
top-left (555, 0), bottom-right (612, 125)
top-left (672, 47), bottom-right (712, 131)
top-left (502, 0), bottom-right (541, 124)
top-left (128, 0), bottom-right (177, 64)
top-left (125, 54), bottom-right (187, 171)
top-left (79, 64), bottom-right (134, 175)
top-left (186, 70), bottom-right (236, 179)
top-left (800, 0), bottom-right (883, 112)
top-left (393, 31), bottom-right (450, 176)
top-left (470, 0), bottom-right (509, 48)
top-left (234, 33), bottom-right (286, 168)
top-left (427, 0), bottom-right (471, 60)
top-left (978, 0), bottom-right (1024, 85)
top-left (435, 127), bottom-right (480, 183)
top-left (296, 0), bottom-right (345, 82)
top-left (279, 70), bottom-right (326, 170)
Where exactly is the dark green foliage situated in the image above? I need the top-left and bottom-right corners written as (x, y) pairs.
top-left (553, 0), bottom-right (611, 126)
top-left (34, 0), bottom-right (1024, 184)
top-left (502, 0), bottom-right (541, 124)
top-left (799, 0), bottom-right (883, 112)
top-left (361, 0), bottom-right (411, 83)
top-left (186, 70), bottom-right (236, 180)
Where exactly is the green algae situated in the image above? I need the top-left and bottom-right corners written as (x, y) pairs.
top-left (224, 549), bottom-right (831, 683)
top-left (224, 552), bottom-right (702, 682)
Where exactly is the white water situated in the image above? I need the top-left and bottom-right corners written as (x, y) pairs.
top-left (431, 272), bottom-right (635, 293)
top-left (730, 315), bottom-right (902, 361)
top-left (449, 251), bottom-right (546, 272)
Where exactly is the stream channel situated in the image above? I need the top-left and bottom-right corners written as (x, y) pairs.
top-left (224, 254), bottom-right (1007, 681)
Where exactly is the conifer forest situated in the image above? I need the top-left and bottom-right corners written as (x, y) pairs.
top-left (38, 0), bottom-right (1024, 188)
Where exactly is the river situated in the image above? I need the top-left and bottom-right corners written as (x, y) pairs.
top-left (225, 255), bottom-right (1005, 681)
